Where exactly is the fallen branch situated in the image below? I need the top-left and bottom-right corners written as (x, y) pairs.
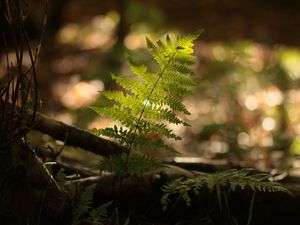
top-left (23, 112), bottom-right (127, 157)
top-left (0, 97), bottom-right (126, 157)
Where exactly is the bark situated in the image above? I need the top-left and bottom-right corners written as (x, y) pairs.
top-left (23, 111), bottom-right (127, 157)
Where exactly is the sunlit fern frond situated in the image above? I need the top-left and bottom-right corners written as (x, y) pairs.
top-left (91, 30), bottom-right (201, 155)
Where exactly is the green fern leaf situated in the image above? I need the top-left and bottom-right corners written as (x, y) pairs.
top-left (161, 169), bottom-right (291, 209)
top-left (97, 153), bottom-right (164, 175)
top-left (73, 184), bottom-right (96, 224)
top-left (91, 31), bottom-right (200, 174)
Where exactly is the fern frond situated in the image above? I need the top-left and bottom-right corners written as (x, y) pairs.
top-left (91, 33), bottom-right (199, 146)
top-left (177, 30), bottom-right (202, 52)
top-left (161, 169), bottom-right (291, 209)
top-left (97, 154), bottom-right (128, 175)
top-left (92, 126), bottom-right (131, 146)
top-left (112, 75), bottom-right (147, 97)
top-left (91, 31), bottom-right (200, 174)
top-left (73, 184), bottom-right (96, 224)
top-left (90, 106), bottom-right (136, 128)
top-left (97, 153), bottom-right (164, 175)
top-left (131, 133), bottom-right (178, 154)
top-left (88, 201), bottom-right (113, 225)
top-left (127, 153), bottom-right (166, 174)
top-left (165, 96), bottom-right (191, 115)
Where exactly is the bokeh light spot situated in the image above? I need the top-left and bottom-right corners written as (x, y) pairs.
top-left (237, 132), bottom-right (251, 146)
top-left (265, 87), bottom-right (283, 107)
top-left (245, 95), bottom-right (259, 111)
top-left (262, 117), bottom-right (276, 131)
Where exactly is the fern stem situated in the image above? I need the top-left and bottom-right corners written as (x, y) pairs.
top-left (246, 191), bottom-right (256, 225)
top-left (126, 51), bottom-right (178, 158)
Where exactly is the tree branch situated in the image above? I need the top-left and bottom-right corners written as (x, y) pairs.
top-left (24, 112), bottom-right (127, 157)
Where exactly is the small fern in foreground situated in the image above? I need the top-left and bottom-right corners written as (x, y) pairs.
top-left (73, 184), bottom-right (96, 224)
top-left (161, 169), bottom-right (291, 209)
top-left (91, 31), bottom-right (201, 174)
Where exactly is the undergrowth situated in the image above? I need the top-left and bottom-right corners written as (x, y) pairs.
top-left (45, 165), bottom-right (112, 225)
top-left (87, 31), bottom-right (291, 224)
top-left (161, 168), bottom-right (291, 224)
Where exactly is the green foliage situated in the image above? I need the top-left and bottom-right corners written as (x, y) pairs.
top-left (91, 31), bottom-right (201, 174)
top-left (55, 168), bottom-right (67, 187)
top-left (45, 165), bottom-right (111, 225)
top-left (161, 169), bottom-right (291, 210)
top-left (86, 201), bottom-right (113, 225)
top-left (73, 184), bottom-right (96, 224)
top-left (161, 169), bottom-right (291, 225)
top-left (72, 184), bottom-right (113, 225)
top-left (97, 152), bottom-right (164, 175)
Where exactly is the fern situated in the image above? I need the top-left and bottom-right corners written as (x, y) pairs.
top-left (87, 201), bottom-right (113, 225)
top-left (91, 31), bottom-right (201, 174)
top-left (97, 152), bottom-right (164, 175)
top-left (72, 184), bottom-right (113, 225)
top-left (73, 184), bottom-right (96, 224)
top-left (161, 169), bottom-right (291, 210)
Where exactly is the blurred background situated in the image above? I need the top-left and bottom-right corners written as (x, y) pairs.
top-left (4, 0), bottom-right (300, 174)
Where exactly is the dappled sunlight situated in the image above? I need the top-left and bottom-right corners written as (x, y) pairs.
top-left (245, 44), bottom-right (264, 72)
top-left (262, 117), bottom-right (276, 131)
top-left (265, 87), bottom-right (283, 107)
top-left (280, 49), bottom-right (300, 80)
top-left (124, 33), bottom-right (149, 50)
top-left (212, 45), bottom-right (226, 61)
top-left (57, 23), bottom-right (79, 44)
top-left (237, 132), bottom-right (252, 147)
top-left (243, 88), bottom-right (283, 111)
top-left (212, 103), bottom-right (228, 124)
top-left (52, 112), bottom-right (74, 125)
top-left (260, 134), bottom-right (274, 147)
top-left (29, 6), bottom-right (300, 172)
top-left (209, 140), bottom-right (229, 154)
top-left (53, 75), bottom-right (104, 109)
top-left (53, 55), bottom-right (89, 74)
top-left (244, 95), bottom-right (259, 111)
top-left (288, 89), bottom-right (300, 104)
top-left (165, 41), bottom-right (300, 170)
top-left (57, 11), bottom-right (119, 50)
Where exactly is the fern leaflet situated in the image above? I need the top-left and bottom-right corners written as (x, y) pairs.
top-left (73, 184), bottom-right (96, 224)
